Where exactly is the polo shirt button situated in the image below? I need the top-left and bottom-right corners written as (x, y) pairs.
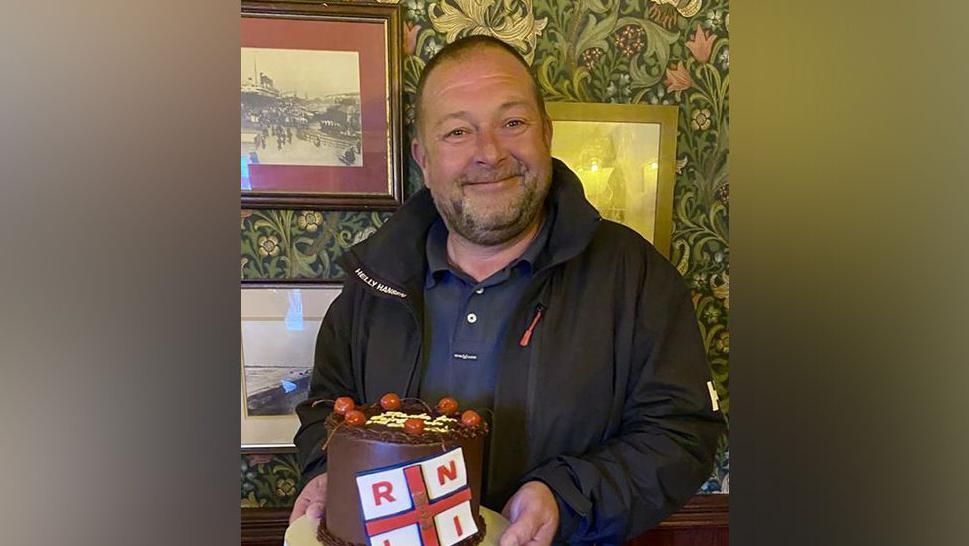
top-left (474, 287), bottom-right (485, 294)
top-left (466, 313), bottom-right (478, 324)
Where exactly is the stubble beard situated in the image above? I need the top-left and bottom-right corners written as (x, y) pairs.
top-left (432, 160), bottom-right (552, 246)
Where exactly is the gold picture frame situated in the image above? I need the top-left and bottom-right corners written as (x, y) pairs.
top-left (546, 102), bottom-right (678, 257)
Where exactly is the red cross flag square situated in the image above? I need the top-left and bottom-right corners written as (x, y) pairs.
top-left (354, 447), bottom-right (478, 546)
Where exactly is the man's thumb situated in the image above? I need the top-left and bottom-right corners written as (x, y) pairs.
top-left (305, 501), bottom-right (324, 521)
top-left (499, 515), bottom-right (539, 546)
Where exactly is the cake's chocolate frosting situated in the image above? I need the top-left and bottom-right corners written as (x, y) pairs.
top-left (324, 402), bottom-right (489, 444)
top-left (321, 402), bottom-right (489, 544)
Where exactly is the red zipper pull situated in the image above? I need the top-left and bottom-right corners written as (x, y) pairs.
top-left (519, 304), bottom-right (546, 347)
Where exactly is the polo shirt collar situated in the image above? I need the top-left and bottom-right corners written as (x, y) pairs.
top-left (425, 208), bottom-right (553, 289)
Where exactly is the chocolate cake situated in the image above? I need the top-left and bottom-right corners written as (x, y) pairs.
top-left (316, 396), bottom-right (489, 546)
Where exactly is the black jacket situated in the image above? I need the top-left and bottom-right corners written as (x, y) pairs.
top-left (295, 159), bottom-right (724, 543)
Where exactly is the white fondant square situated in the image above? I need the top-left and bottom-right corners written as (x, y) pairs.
top-left (368, 523), bottom-right (421, 546)
top-left (433, 501), bottom-right (477, 546)
top-left (356, 466), bottom-right (411, 521)
top-left (418, 447), bottom-right (467, 501)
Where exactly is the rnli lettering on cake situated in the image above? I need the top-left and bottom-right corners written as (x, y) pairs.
top-left (355, 447), bottom-right (476, 546)
top-left (354, 268), bottom-right (407, 299)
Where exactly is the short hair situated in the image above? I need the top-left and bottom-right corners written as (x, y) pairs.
top-left (414, 35), bottom-right (547, 138)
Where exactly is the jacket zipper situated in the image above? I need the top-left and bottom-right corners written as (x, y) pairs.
top-left (518, 303), bottom-right (546, 347)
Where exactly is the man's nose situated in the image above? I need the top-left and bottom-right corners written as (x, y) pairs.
top-left (473, 129), bottom-right (506, 166)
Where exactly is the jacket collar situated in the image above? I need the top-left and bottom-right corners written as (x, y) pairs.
top-left (339, 158), bottom-right (601, 299)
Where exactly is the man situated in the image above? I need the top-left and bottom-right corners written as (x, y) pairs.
top-left (291, 35), bottom-right (724, 544)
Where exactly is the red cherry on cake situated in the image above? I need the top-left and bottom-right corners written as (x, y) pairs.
top-left (380, 393), bottom-right (402, 411)
top-left (344, 409), bottom-right (366, 426)
top-left (404, 418), bottom-right (425, 435)
top-left (436, 396), bottom-right (459, 415)
top-left (333, 396), bottom-right (355, 415)
top-left (460, 410), bottom-right (482, 428)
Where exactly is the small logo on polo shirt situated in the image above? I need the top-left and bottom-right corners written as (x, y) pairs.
top-left (452, 353), bottom-right (478, 361)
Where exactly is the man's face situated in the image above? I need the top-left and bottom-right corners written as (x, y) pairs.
top-left (412, 48), bottom-right (553, 246)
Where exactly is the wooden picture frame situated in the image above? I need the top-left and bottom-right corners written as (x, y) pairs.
top-left (546, 102), bottom-right (678, 257)
top-left (241, 1), bottom-right (403, 210)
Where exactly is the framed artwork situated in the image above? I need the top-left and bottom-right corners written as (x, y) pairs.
top-left (241, 285), bottom-right (341, 450)
top-left (546, 103), bottom-right (678, 257)
top-left (241, 1), bottom-right (403, 210)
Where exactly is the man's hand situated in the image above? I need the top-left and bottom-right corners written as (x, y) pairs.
top-left (499, 481), bottom-right (559, 546)
top-left (289, 473), bottom-right (327, 524)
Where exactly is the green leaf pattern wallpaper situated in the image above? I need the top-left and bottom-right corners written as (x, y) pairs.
top-left (241, 0), bottom-right (730, 506)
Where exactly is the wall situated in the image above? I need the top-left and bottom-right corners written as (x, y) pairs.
top-left (241, 0), bottom-right (729, 508)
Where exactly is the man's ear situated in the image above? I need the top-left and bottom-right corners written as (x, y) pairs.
top-left (411, 136), bottom-right (428, 177)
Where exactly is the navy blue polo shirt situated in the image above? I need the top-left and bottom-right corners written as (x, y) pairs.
top-left (418, 213), bottom-right (551, 414)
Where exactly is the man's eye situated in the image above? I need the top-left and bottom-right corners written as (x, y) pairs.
top-left (506, 119), bottom-right (525, 128)
top-left (445, 128), bottom-right (467, 138)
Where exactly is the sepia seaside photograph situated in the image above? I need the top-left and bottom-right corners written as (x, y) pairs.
top-left (241, 287), bottom-right (339, 418)
top-left (241, 318), bottom-right (319, 416)
top-left (241, 47), bottom-right (362, 168)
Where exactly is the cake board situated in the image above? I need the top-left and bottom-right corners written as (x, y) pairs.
top-left (285, 507), bottom-right (510, 546)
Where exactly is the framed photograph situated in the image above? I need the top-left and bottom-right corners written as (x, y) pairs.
top-left (546, 103), bottom-right (678, 257)
top-left (241, 285), bottom-right (341, 450)
top-left (241, 1), bottom-right (403, 210)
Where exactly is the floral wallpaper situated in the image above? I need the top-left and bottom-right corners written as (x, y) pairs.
top-left (241, 210), bottom-right (389, 281)
top-left (242, 0), bottom-right (729, 506)
top-left (241, 452), bottom-right (301, 508)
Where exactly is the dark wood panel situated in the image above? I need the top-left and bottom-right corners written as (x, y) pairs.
top-left (655, 494), bottom-right (729, 529)
top-left (628, 495), bottom-right (728, 546)
top-left (241, 507), bottom-right (291, 546)
top-left (628, 528), bottom-right (728, 546)
top-left (241, 495), bottom-right (729, 546)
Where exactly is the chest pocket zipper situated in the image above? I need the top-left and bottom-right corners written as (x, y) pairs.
top-left (518, 303), bottom-right (546, 347)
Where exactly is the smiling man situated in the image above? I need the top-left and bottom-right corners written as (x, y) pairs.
top-left (292, 36), bottom-right (724, 545)
top-left (412, 40), bottom-right (552, 258)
